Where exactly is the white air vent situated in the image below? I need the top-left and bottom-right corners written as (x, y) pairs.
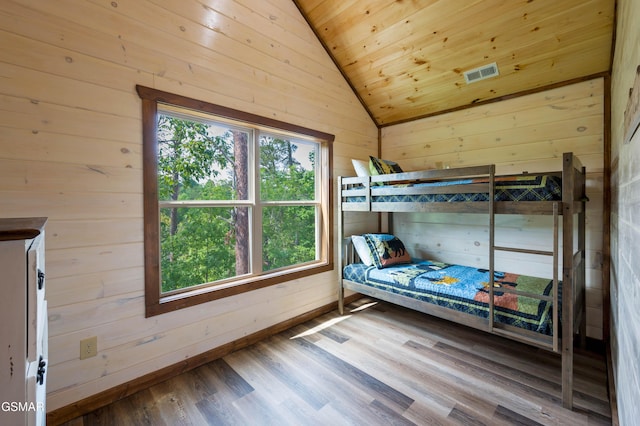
top-left (463, 62), bottom-right (499, 84)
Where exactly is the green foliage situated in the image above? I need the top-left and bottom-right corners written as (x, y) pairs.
top-left (157, 116), bottom-right (319, 292)
top-left (157, 115), bottom-right (232, 201)
top-left (260, 136), bottom-right (315, 201)
top-left (260, 136), bottom-right (317, 270)
top-left (262, 205), bottom-right (316, 271)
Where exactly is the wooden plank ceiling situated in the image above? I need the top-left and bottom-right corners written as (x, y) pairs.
top-left (293, 0), bottom-right (615, 127)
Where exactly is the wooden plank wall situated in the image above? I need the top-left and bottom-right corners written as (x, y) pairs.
top-left (380, 79), bottom-right (605, 339)
top-left (0, 0), bottom-right (378, 411)
top-left (609, 0), bottom-right (640, 422)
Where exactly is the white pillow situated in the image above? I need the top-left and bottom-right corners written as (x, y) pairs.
top-left (351, 235), bottom-right (373, 266)
top-left (351, 159), bottom-right (371, 177)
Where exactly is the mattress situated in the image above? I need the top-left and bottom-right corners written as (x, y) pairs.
top-left (343, 259), bottom-right (560, 335)
top-left (345, 174), bottom-right (562, 204)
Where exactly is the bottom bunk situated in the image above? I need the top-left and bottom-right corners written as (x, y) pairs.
top-left (340, 235), bottom-right (560, 350)
top-left (338, 233), bottom-right (584, 410)
top-left (343, 258), bottom-right (558, 337)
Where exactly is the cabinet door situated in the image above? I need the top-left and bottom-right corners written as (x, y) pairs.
top-left (26, 233), bottom-right (47, 426)
top-left (26, 310), bottom-right (47, 426)
top-left (27, 233), bottom-right (46, 363)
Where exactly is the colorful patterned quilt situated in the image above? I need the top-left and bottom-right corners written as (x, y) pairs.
top-left (346, 174), bottom-right (562, 203)
top-left (343, 259), bottom-right (559, 335)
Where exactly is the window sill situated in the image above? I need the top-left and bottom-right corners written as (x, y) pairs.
top-left (145, 261), bottom-right (334, 317)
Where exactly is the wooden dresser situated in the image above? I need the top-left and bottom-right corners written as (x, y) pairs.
top-left (0, 218), bottom-right (48, 426)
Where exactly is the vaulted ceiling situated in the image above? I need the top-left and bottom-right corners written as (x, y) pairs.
top-left (294, 0), bottom-right (615, 127)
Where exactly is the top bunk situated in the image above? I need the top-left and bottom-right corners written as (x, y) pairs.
top-left (339, 152), bottom-right (586, 215)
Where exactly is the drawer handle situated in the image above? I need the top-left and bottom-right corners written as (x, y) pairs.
top-left (37, 269), bottom-right (45, 290)
top-left (37, 356), bottom-right (46, 385)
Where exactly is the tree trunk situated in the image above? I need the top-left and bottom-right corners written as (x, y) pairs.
top-left (287, 140), bottom-right (293, 166)
top-left (233, 131), bottom-right (249, 275)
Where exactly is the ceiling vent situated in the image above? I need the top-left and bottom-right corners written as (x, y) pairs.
top-left (463, 62), bottom-right (499, 84)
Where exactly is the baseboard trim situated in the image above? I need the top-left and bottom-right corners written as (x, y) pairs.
top-left (47, 294), bottom-right (361, 426)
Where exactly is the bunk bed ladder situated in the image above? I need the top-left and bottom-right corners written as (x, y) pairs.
top-left (489, 200), bottom-right (561, 354)
top-left (337, 176), bottom-right (345, 315)
top-left (488, 166), bottom-right (495, 333)
top-left (560, 152), bottom-right (588, 409)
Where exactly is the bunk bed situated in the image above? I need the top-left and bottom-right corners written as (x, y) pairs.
top-left (337, 152), bottom-right (587, 409)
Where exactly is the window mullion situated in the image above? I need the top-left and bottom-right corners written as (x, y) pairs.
top-left (315, 143), bottom-right (322, 259)
top-left (251, 131), bottom-right (262, 275)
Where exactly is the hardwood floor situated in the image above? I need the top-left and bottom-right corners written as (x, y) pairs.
top-left (60, 298), bottom-right (612, 425)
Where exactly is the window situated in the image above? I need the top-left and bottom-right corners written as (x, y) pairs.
top-left (137, 86), bottom-right (334, 317)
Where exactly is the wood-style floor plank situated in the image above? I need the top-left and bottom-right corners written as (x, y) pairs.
top-left (59, 298), bottom-right (612, 425)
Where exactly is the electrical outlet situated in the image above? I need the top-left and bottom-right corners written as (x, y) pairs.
top-left (80, 336), bottom-right (98, 360)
